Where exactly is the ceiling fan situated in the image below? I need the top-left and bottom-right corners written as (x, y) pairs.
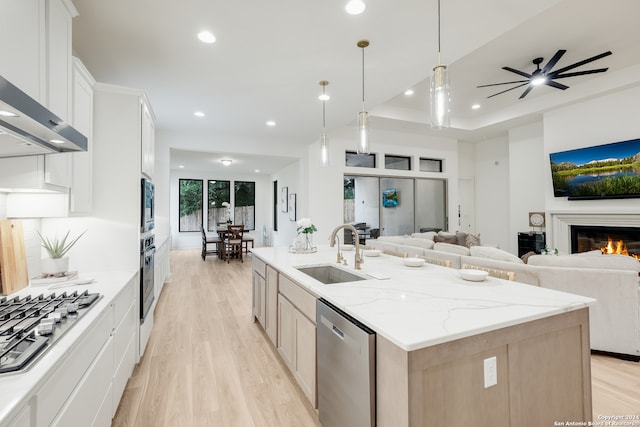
top-left (477, 49), bottom-right (612, 99)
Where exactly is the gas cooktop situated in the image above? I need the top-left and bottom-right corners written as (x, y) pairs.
top-left (0, 290), bottom-right (101, 375)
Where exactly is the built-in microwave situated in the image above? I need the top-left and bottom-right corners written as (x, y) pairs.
top-left (141, 178), bottom-right (155, 233)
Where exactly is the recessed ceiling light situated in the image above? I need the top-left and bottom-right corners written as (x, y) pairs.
top-left (0, 110), bottom-right (18, 117)
top-left (194, 111), bottom-right (205, 117)
top-left (471, 104), bottom-right (481, 110)
top-left (345, 0), bottom-right (366, 15)
top-left (178, 165), bottom-right (185, 169)
top-left (255, 169), bottom-right (260, 173)
top-left (318, 93), bottom-right (330, 101)
top-left (197, 30), bottom-right (216, 44)
top-left (404, 89), bottom-right (414, 96)
top-left (266, 120), bottom-right (276, 127)
top-left (221, 159), bottom-right (232, 166)
top-left (49, 139), bottom-right (65, 144)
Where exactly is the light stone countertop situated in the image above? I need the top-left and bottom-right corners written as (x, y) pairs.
top-left (0, 270), bottom-right (137, 426)
top-left (252, 245), bottom-right (595, 351)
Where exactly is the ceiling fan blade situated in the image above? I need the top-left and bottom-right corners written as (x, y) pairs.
top-left (541, 49), bottom-right (567, 74)
top-left (548, 51), bottom-right (612, 75)
top-left (545, 80), bottom-right (569, 90)
top-left (551, 68), bottom-right (609, 79)
top-left (487, 82), bottom-right (530, 98)
top-left (518, 85), bottom-right (534, 99)
top-left (477, 79), bottom-right (529, 88)
top-left (502, 66), bottom-right (532, 79)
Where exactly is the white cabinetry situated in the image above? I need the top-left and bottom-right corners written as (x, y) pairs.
top-left (0, 0), bottom-right (44, 101)
top-left (277, 274), bottom-right (317, 407)
top-left (69, 57), bottom-right (95, 214)
top-left (141, 101), bottom-right (155, 179)
top-left (29, 274), bottom-right (138, 427)
top-left (252, 259), bottom-right (278, 345)
top-left (0, 0), bottom-right (81, 193)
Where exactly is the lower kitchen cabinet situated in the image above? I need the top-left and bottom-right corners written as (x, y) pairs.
top-left (277, 274), bottom-right (317, 407)
top-left (252, 259), bottom-right (278, 346)
top-left (252, 256), bottom-right (317, 407)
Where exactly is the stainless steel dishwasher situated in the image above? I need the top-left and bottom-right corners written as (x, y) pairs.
top-left (317, 298), bottom-right (376, 427)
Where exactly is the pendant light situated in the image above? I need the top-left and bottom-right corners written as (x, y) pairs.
top-left (357, 39), bottom-right (370, 154)
top-left (319, 80), bottom-right (330, 168)
top-left (430, 0), bottom-right (451, 129)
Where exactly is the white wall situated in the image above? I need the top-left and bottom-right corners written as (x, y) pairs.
top-left (543, 86), bottom-right (640, 215)
top-left (307, 123), bottom-right (460, 244)
top-left (272, 160), bottom-right (304, 247)
top-left (507, 121), bottom-right (545, 254)
top-left (169, 169), bottom-right (272, 249)
top-left (473, 135), bottom-right (510, 249)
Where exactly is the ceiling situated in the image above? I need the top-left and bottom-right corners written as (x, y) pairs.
top-left (71, 0), bottom-right (640, 175)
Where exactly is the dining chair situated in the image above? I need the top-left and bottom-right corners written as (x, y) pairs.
top-left (224, 224), bottom-right (245, 263)
top-left (201, 226), bottom-right (222, 261)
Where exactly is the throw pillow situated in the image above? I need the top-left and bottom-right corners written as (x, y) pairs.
top-left (455, 231), bottom-right (468, 246)
top-left (434, 242), bottom-right (471, 256)
top-left (465, 233), bottom-right (481, 247)
top-left (520, 251), bottom-right (536, 264)
top-left (434, 234), bottom-right (458, 245)
top-left (470, 246), bottom-right (524, 264)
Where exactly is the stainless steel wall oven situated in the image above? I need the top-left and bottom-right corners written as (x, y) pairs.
top-left (140, 234), bottom-right (155, 321)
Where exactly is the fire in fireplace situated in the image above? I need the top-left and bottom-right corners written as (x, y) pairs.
top-left (571, 225), bottom-right (640, 260)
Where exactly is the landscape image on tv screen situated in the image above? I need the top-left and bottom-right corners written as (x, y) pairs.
top-left (549, 138), bottom-right (640, 199)
top-left (382, 188), bottom-right (398, 207)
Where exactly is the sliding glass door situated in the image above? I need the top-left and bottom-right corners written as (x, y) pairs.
top-left (380, 177), bottom-right (414, 236)
top-left (415, 178), bottom-right (447, 232)
top-left (344, 175), bottom-right (447, 237)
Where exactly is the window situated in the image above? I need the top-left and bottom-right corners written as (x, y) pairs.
top-left (234, 181), bottom-right (256, 230)
top-left (385, 155), bottom-right (411, 170)
top-left (419, 158), bottom-right (443, 172)
top-left (178, 179), bottom-right (203, 232)
top-left (207, 180), bottom-right (230, 231)
top-left (345, 151), bottom-right (376, 168)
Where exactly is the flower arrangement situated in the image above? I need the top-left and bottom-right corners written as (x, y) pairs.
top-left (296, 218), bottom-right (317, 235)
top-left (221, 201), bottom-right (232, 223)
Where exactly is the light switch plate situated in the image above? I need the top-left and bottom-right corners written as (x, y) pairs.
top-left (484, 356), bottom-right (497, 388)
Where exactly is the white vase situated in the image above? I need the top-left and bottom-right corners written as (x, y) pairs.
top-left (41, 257), bottom-right (69, 275)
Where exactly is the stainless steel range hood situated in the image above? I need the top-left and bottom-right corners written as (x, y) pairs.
top-left (0, 75), bottom-right (87, 158)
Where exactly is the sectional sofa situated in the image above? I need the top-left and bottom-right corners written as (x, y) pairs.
top-left (367, 232), bottom-right (640, 359)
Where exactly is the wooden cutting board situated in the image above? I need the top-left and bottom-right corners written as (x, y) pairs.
top-left (0, 220), bottom-right (29, 295)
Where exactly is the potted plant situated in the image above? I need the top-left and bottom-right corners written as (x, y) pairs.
top-left (37, 230), bottom-right (86, 275)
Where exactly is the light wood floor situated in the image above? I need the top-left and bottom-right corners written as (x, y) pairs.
top-left (113, 249), bottom-right (639, 426)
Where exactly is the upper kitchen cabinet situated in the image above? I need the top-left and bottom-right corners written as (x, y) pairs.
top-left (0, 0), bottom-right (77, 119)
top-left (92, 83), bottom-right (155, 225)
top-left (0, 0), bottom-right (44, 101)
top-left (141, 101), bottom-right (155, 179)
top-left (69, 57), bottom-right (95, 214)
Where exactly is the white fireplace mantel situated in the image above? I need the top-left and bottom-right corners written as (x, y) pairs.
top-left (547, 211), bottom-right (640, 253)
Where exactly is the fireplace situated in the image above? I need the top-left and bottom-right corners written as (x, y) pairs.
top-left (570, 225), bottom-right (640, 260)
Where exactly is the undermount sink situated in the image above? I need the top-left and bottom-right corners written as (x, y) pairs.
top-left (296, 265), bottom-right (366, 284)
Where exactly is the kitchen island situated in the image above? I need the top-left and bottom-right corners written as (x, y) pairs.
top-left (252, 245), bottom-right (595, 427)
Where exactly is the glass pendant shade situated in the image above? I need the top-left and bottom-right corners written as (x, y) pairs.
top-left (320, 133), bottom-right (329, 167)
top-left (357, 110), bottom-right (370, 154)
top-left (430, 64), bottom-right (450, 129)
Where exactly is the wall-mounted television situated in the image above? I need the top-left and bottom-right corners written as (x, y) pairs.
top-left (549, 138), bottom-right (640, 200)
top-left (382, 188), bottom-right (398, 207)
